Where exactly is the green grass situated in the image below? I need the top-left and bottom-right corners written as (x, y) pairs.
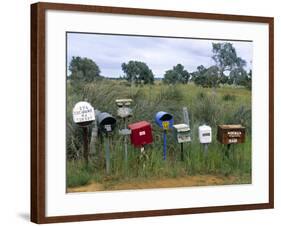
top-left (66, 80), bottom-right (252, 188)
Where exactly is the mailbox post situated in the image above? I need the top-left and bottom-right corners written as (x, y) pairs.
top-left (155, 111), bottom-right (174, 160)
top-left (96, 111), bottom-right (116, 174)
top-left (116, 99), bottom-right (133, 165)
top-left (198, 124), bottom-right (212, 155)
top-left (217, 124), bottom-right (245, 157)
top-left (72, 101), bottom-right (95, 165)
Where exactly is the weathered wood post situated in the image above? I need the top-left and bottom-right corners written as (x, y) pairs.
top-left (72, 101), bottom-right (95, 165)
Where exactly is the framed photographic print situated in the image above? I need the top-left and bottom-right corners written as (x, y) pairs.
top-left (31, 2), bottom-right (274, 224)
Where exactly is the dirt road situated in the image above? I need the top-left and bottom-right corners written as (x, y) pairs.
top-left (67, 175), bottom-right (246, 193)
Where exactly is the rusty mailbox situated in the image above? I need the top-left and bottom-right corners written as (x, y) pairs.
top-left (217, 124), bottom-right (245, 144)
top-left (128, 121), bottom-right (153, 148)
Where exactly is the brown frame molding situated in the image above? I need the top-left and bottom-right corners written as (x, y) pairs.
top-left (31, 2), bottom-right (274, 224)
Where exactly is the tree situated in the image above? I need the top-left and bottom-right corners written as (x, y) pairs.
top-left (163, 64), bottom-right (190, 84)
top-left (203, 66), bottom-right (220, 88)
top-left (69, 56), bottom-right (101, 82)
top-left (212, 42), bottom-right (247, 77)
top-left (121, 61), bottom-right (154, 85)
top-left (191, 65), bottom-right (207, 87)
top-left (229, 67), bottom-right (249, 86)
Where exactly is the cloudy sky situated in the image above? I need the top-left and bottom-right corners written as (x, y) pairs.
top-left (67, 32), bottom-right (253, 78)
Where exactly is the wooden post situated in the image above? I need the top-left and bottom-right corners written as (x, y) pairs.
top-left (180, 143), bottom-right (184, 161)
top-left (105, 134), bottom-right (110, 174)
top-left (82, 126), bottom-right (89, 165)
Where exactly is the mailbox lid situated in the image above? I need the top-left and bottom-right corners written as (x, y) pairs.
top-left (217, 124), bottom-right (245, 144)
top-left (128, 121), bottom-right (153, 147)
top-left (173, 124), bottom-right (190, 132)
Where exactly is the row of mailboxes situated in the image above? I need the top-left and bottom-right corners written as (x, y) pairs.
top-left (72, 102), bottom-right (245, 147)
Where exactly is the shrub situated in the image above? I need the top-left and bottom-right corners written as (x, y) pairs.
top-left (222, 94), bottom-right (236, 101)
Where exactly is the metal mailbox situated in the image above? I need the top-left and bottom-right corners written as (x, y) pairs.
top-left (96, 112), bottom-right (116, 133)
top-left (217, 124), bottom-right (245, 144)
top-left (173, 124), bottom-right (191, 143)
top-left (199, 125), bottom-right (212, 144)
top-left (155, 111), bottom-right (174, 130)
top-left (128, 121), bottom-right (153, 147)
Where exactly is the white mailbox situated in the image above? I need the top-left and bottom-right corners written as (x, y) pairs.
top-left (72, 101), bottom-right (95, 125)
top-left (199, 125), bottom-right (212, 144)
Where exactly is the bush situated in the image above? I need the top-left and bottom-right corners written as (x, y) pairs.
top-left (222, 94), bottom-right (236, 101)
top-left (67, 161), bottom-right (92, 187)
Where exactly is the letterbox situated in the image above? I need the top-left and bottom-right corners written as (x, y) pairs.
top-left (72, 101), bottom-right (95, 126)
top-left (128, 121), bottom-right (153, 147)
top-left (96, 112), bottom-right (116, 133)
top-left (155, 111), bottom-right (174, 130)
top-left (173, 124), bottom-right (191, 143)
top-left (116, 99), bottom-right (133, 118)
top-left (217, 124), bottom-right (245, 144)
top-left (199, 125), bottom-right (212, 144)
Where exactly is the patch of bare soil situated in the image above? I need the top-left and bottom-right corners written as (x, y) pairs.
top-left (67, 175), bottom-right (242, 193)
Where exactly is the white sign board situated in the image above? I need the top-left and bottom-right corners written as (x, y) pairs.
top-left (72, 101), bottom-right (95, 124)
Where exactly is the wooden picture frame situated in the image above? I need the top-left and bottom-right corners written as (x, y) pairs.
top-left (31, 2), bottom-right (274, 224)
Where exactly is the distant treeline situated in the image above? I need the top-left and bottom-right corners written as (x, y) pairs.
top-left (68, 42), bottom-right (251, 89)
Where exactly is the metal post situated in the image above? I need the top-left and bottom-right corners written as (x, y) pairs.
top-left (180, 143), bottom-right (184, 161)
top-left (124, 118), bottom-right (128, 165)
top-left (82, 126), bottom-right (89, 165)
top-left (163, 130), bottom-right (167, 160)
top-left (204, 143), bottom-right (208, 156)
top-left (105, 134), bottom-right (110, 174)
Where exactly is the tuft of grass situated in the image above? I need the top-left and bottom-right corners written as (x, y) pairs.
top-left (67, 160), bottom-right (92, 187)
top-left (222, 94), bottom-right (236, 101)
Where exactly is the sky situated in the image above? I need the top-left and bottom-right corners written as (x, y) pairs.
top-left (67, 32), bottom-right (253, 78)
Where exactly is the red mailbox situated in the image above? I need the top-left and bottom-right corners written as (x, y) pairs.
top-left (128, 121), bottom-right (153, 147)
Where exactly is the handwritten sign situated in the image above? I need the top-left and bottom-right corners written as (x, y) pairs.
top-left (72, 101), bottom-right (95, 124)
top-left (217, 125), bottom-right (245, 144)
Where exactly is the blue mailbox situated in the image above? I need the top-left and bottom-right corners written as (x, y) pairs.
top-left (155, 111), bottom-right (174, 129)
top-left (155, 111), bottom-right (174, 160)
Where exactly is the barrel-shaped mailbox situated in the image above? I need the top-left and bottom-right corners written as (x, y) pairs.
top-left (72, 101), bottom-right (95, 127)
top-left (173, 124), bottom-right (191, 143)
top-left (199, 125), bottom-right (212, 144)
top-left (155, 111), bottom-right (174, 129)
top-left (96, 112), bottom-right (116, 133)
top-left (128, 121), bottom-right (153, 147)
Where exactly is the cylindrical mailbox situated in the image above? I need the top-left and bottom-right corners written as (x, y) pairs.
top-left (198, 125), bottom-right (212, 144)
top-left (155, 111), bottom-right (174, 129)
top-left (96, 112), bottom-right (116, 133)
top-left (155, 111), bottom-right (174, 160)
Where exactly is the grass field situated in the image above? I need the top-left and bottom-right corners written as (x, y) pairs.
top-left (66, 79), bottom-right (251, 191)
